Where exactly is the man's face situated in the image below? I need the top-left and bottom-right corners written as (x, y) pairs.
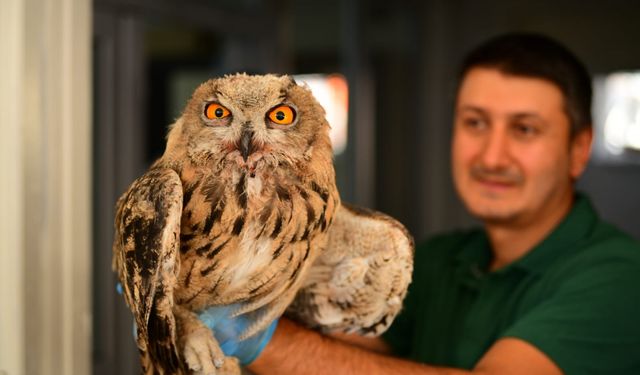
top-left (452, 67), bottom-right (589, 226)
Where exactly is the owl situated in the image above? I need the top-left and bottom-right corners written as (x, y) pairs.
top-left (112, 73), bottom-right (413, 375)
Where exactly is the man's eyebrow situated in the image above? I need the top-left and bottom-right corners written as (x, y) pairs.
top-left (509, 112), bottom-right (546, 122)
top-left (457, 105), bottom-right (487, 115)
top-left (459, 106), bottom-right (545, 120)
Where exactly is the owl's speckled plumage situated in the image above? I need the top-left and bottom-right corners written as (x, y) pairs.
top-left (287, 203), bottom-right (413, 336)
top-left (113, 73), bottom-right (413, 375)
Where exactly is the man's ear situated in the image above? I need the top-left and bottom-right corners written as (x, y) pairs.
top-left (570, 127), bottom-right (593, 179)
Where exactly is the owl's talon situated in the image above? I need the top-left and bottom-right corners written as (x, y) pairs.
top-left (215, 356), bottom-right (240, 375)
top-left (182, 327), bottom-right (223, 374)
top-left (213, 357), bottom-right (224, 368)
top-left (183, 343), bottom-right (201, 371)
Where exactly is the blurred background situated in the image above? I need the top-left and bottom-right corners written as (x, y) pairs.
top-left (3, 0), bottom-right (640, 374)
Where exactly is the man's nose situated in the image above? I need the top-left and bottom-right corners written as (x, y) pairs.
top-left (480, 126), bottom-right (510, 169)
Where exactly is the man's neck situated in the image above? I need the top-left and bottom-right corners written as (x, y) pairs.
top-left (485, 191), bottom-right (575, 272)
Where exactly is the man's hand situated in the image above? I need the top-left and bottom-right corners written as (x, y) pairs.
top-left (197, 304), bottom-right (278, 366)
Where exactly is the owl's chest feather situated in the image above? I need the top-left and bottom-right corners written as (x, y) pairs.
top-left (181, 170), bottom-right (283, 241)
top-left (174, 167), bottom-right (336, 307)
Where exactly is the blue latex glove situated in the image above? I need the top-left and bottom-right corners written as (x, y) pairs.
top-left (117, 284), bottom-right (276, 365)
top-left (198, 304), bottom-right (278, 366)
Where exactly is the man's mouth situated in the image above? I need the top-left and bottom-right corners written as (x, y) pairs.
top-left (475, 178), bottom-right (516, 189)
top-left (470, 165), bottom-right (523, 189)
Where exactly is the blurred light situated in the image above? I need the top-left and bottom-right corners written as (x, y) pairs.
top-left (597, 72), bottom-right (640, 155)
top-left (603, 106), bottom-right (627, 155)
top-left (294, 74), bottom-right (349, 155)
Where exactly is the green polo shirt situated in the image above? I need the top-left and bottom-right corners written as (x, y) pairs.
top-left (383, 194), bottom-right (640, 374)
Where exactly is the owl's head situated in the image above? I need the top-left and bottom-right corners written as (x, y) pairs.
top-left (164, 73), bottom-right (333, 176)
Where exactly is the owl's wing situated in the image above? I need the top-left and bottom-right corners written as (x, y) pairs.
top-left (287, 202), bottom-right (414, 336)
top-left (112, 168), bottom-right (183, 373)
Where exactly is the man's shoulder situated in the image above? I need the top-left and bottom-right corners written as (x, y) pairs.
top-left (414, 228), bottom-right (483, 262)
top-left (502, 222), bottom-right (640, 375)
top-left (549, 220), bottom-right (640, 283)
top-left (579, 220), bottom-right (640, 263)
top-left (570, 193), bottom-right (640, 264)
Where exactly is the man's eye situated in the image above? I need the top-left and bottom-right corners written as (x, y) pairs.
top-left (513, 123), bottom-right (538, 137)
top-left (463, 117), bottom-right (486, 130)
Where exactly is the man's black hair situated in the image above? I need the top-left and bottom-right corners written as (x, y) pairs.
top-left (458, 33), bottom-right (592, 136)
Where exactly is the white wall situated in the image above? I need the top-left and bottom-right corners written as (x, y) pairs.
top-left (0, 0), bottom-right (26, 372)
top-left (0, 0), bottom-right (92, 374)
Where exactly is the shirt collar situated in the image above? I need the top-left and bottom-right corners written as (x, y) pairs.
top-left (455, 192), bottom-right (599, 275)
top-left (512, 192), bottom-right (598, 274)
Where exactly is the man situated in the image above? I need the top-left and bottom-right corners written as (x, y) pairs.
top-left (219, 33), bottom-right (640, 374)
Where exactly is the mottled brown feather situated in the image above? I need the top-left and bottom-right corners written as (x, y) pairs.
top-left (113, 168), bottom-right (184, 374)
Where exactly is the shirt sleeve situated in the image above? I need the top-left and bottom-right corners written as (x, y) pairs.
top-left (501, 254), bottom-right (640, 375)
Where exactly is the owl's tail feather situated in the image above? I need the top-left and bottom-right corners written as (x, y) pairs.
top-left (137, 301), bottom-right (187, 375)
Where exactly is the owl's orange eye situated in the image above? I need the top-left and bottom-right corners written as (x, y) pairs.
top-left (205, 103), bottom-right (231, 120)
top-left (268, 105), bottom-right (296, 125)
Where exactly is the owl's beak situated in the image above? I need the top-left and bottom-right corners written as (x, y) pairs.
top-left (239, 129), bottom-right (254, 162)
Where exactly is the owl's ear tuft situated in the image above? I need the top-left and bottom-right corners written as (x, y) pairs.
top-left (280, 74), bottom-right (297, 88)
